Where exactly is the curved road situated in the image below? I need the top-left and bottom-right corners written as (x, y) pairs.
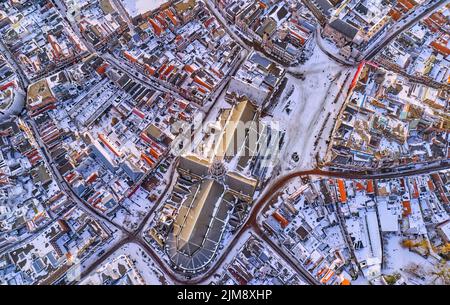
top-left (184, 164), bottom-right (450, 284)
top-left (113, 163), bottom-right (450, 285)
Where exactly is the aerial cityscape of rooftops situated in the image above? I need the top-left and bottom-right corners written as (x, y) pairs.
top-left (0, 0), bottom-right (448, 287)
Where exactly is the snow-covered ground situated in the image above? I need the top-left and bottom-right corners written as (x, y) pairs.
top-left (272, 45), bottom-right (354, 171)
top-left (81, 243), bottom-right (173, 285)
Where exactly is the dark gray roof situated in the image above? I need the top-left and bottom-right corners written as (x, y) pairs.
top-left (329, 18), bottom-right (359, 39)
top-left (356, 3), bottom-right (369, 15)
